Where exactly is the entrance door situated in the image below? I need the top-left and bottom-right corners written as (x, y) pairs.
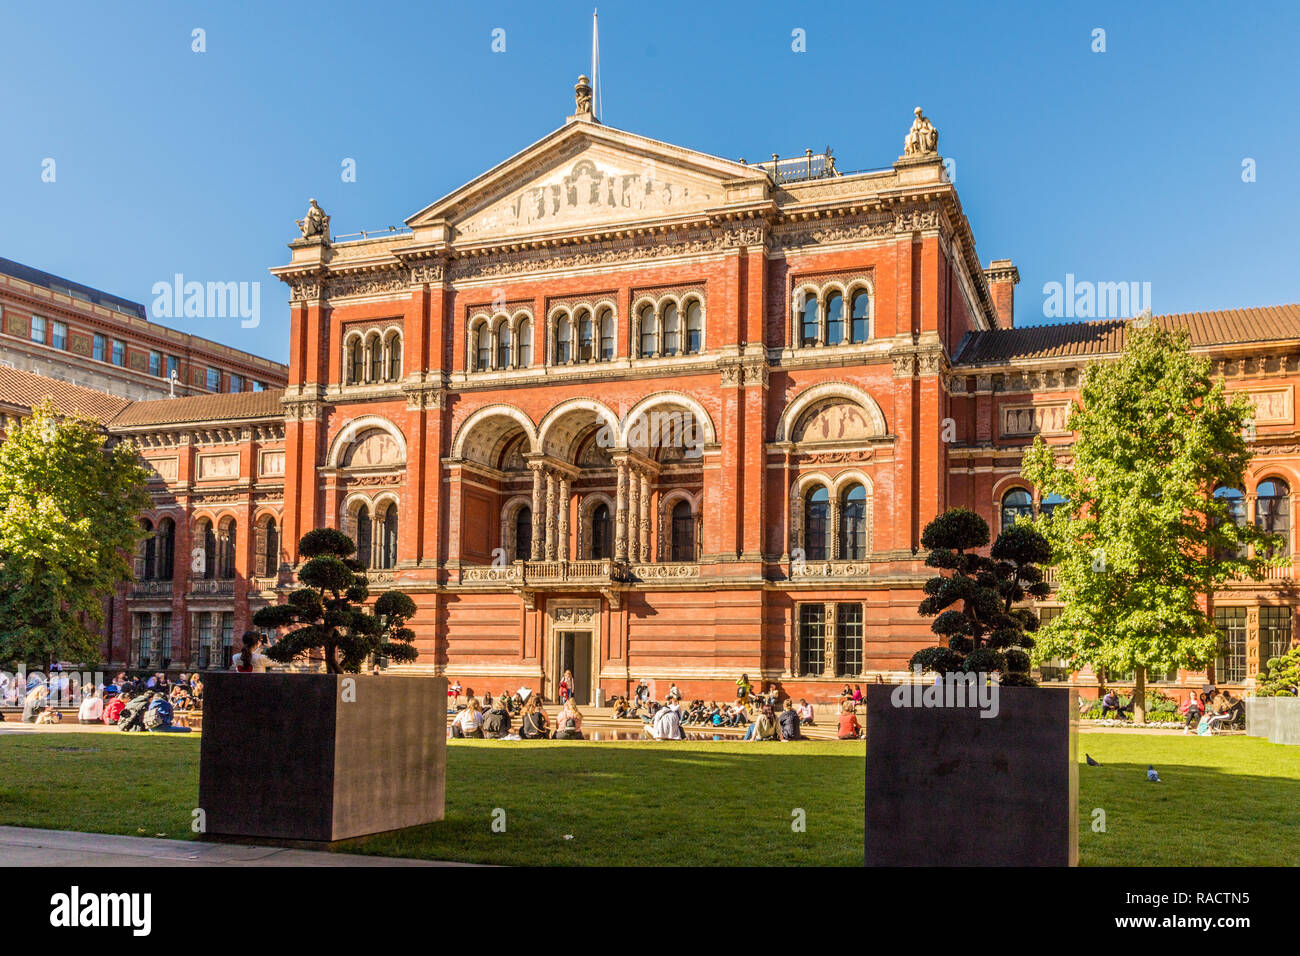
top-left (557, 631), bottom-right (592, 704)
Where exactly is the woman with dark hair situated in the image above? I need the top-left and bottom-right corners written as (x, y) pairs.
top-left (744, 704), bottom-right (781, 741)
top-left (233, 631), bottom-right (274, 673)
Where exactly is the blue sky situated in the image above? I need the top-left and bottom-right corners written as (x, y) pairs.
top-left (1, 0), bottom-right (1297, 362)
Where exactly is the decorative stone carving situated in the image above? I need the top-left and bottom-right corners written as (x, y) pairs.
top-left (903, 107), bottom-right (939, 157)
top-left (631, 564), bottom-right (700, 580)
top-left (297, 198), bottom-right (330, 240)
top-left (409, 262), bottom-right (445, 284)
top-left (326, 271), bottom-right (408, 300)
top-left (574, 74), bottom-right (593, 116)
top-left (723, 225), bottom-right (765, 247)
top-left (1000, 403), bottom-right (1069, 438)
top-left (342, 429), bottom-right (403, 468)
top-left (893, 209), bottom-right (941, 233)
top-left (288, 278), bottom-right (323, 303)
top-left (793, 400), bottom-right (876, 443)
top-left (892, 354), bottom-right (916, 378)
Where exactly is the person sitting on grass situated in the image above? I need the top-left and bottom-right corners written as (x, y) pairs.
top-left (645, 694), bottom-right (685, 740)
top-left (778, 699), bottom-right (804, 740)
top-left (837, 700), bottom-right (862, 739)
top-left (797, 698), bottom-right (815, 726)
top-left (482, 698), bottom-right (513, 739)
top-left (555, 698), bottom-right (584, 740)
top-left (452, 697), bottom-right (484, 738)
top-left (22, 684), bottom-right (49, 723)
top-left (102, 693), bottom-right (126, 725)
top-left (744, 704), bottom-right (781, 741)
top-left (78, 687), bottom-right (103, 724)
top-left (520, 697), bottom-right (551, 739)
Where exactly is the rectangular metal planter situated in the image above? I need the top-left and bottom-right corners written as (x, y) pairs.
top-left (198, 673), bottom-right (446, 842)
top-left (1245, 697), bottom-right (1276, 739)
top-left (865, 683), bottom-right (1078, 866)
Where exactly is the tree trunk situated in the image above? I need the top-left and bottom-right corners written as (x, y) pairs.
top-left (1133, 666), bottom-right (1146, 724)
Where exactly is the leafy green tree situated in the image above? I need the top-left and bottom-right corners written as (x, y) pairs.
top-left (0, 401), bottom-right (151, 668)
top-left (910, 507), bottom-right (1052, 686)
top-left (1255, 646), bottom-right (1300, 697)
top-left (1022, 324), bottom-right (1278, 721)
top-left (252, 528), bottom-right (418, 673)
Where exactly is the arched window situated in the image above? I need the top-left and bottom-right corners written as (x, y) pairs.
top-left (199, 519), bottom-right (216, 580)
top-left (379, 503), bottom-right (398, 569)
top-left (1214, 486), bottom-right (1247, 560)
top-left (663, 303), bottom-right (680, 355)
top-left (349, 338), bottom-right (364, 384)
top-left (685, 300), bottom-right (702, 354)
top-left (1040, 493), bottom-right (1067, 520)
top-left (825, 292), bottom-right (845, 345)
top-left (354, 503), bottom-right (372, 569)
top-left (638, 305), bottom-right (657, 357)
top-left (556, 317), bottom-right (572, 364)
top-left (141, 520), bottom-right (156, 580)
top-left (799, 295), bottom-right (819, 347)
top-left (805, 486), bottom-right (830, 560)
top-left (515, 506), bottom-right (533, 561)
top-left (1001, 489), bottom-right (1034, 531)
top-left (1257, 479), bottom-right (1291, 556)
top-left (156, 518), bottom-right (175, 581)
top-left (260, 519), bottom-right (279, 577)
top-left (368, 333), bottom-right (383, 383)
top-left (475, 323), bottom-right (491, 371)
top-left (671, 500), bottom-right (695, 562)
top-left (577, 310), bottom-right (594, 362)
top-left (387, 333), bottom-right (402, 381)
top-left (840, 484), bottom-right (867, 560)
top-left (517, 319), bottom-right (532, 367)
top-left (850, 291), bottom-right (870, 343)
top-left (599, 309), bottom-right (615, 360)
top-left (496, 323), bottom-right (512, 369)
top-left (591, 503), bottom-right (613, 559)
top-left (218, 519), bottom-right (237, 580)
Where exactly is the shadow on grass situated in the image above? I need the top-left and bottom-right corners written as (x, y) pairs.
top-left (339, 741), bottom-right (866, 867)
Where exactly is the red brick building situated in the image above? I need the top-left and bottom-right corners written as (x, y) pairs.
top-left (62, 90), bottom-right (1300, 701)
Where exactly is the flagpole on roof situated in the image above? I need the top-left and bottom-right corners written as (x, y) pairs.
top-left (592, 8), bottom-right (602, 122)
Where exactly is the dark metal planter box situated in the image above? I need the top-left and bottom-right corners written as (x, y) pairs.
top-left (865, 683), bottom-right (1078, 867)
top-left (198, 673), bottom-right (446, 842)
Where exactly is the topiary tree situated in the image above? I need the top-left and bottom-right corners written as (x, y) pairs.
top-left (1255, 646), bottom-right (1300, 697)
top-left (909, 507), bottom-right (1052, 687)
top-left (252, 528), bottom-right (418, 674)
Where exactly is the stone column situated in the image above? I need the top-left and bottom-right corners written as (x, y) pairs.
top-left (830, 500), bottom-right (842, 561)
top-left (530, 465), bottom-right (544, 560)
top-left (545, 472), bottom-right (557, 561)
top-left (628, 467), bottom-right (640, 564)
top-left (639, 471), bottom-right (651, 562)
top-left (615, 458), bottom-right (629, 561)
top-left (557, 476), bottom-right (570, 561)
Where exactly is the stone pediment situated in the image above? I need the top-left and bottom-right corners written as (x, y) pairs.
top-left (406, 122), bottom-right (769, 245)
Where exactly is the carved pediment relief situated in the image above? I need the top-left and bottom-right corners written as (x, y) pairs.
top-left (455, 148), bottom-right (721, 240)
top-left (409, 123), bottom-right (764, 243)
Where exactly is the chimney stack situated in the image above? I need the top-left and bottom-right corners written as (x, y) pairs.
top-left (984, 259), bottom-right (1019, 328)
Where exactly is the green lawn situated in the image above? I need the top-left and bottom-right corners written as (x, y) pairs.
top-left (0, 732), bottom-right (1297, 865)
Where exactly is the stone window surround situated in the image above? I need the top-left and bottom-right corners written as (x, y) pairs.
top-left (342, 325), bottom-right (403, 385)
top-left (790, 275), bottom-right (874, 350)
top-left (467, 309), bottom-right (534, 372)
top-left (631, 290), bottom-right (706, 360)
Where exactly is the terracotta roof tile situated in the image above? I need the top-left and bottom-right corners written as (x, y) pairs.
top-left (955, 303), bottom-right (1300, 365)
top-left (108, 388), bottom-right (285, 427)
top-left (0, 366), bottom-right (131, 424)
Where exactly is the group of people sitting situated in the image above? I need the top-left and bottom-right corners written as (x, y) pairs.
top-left (1179, 687), bottom-right (1245, 734)
top-left (4, 670), bottom-right (201, 732)
top-left (450, 693), bottom-right (585, 740)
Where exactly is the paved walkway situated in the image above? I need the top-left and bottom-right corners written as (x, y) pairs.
top-left (0, 826), bottom-right (466, 867)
